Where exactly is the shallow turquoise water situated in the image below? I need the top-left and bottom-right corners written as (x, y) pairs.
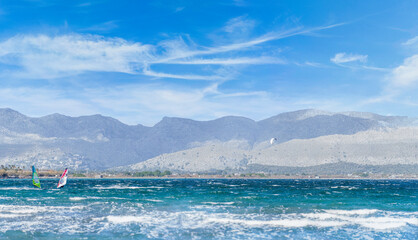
top-left (0, 179), bottom-right (416, 239)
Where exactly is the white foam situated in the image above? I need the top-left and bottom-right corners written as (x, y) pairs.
top-left (239, 196), bottom-right (255, 199)
top-left (0, 197), bottom-right (13, 200)
top-left (302, 209), bottom-right (418, 230)
top-left (69, 196), bottom-right (102, 201)
top-left (0, 187), bottom-right (38, 190)
top-left (93, 185), bottom-right (164, 190)
top-left (9, 209), bottom-right (40, 214)
top-left (107, 215), bottom-right (146, 224)
top-left (144, 199), bottom-right (163, 202)
top-left (69, 197), bottom-right (87, 201)
top-left (325, 209), bottom-right (378, 215)
top-left (203, 202), bottom-right (235, 205)
top-left (356, 216), bottom-right (418, 230)
top-left (69, 196), bottom-right (101, 201)
top-left (206, 218), bottom-right (347, 228)
top-left (0, 213), bottom-right (22, 218)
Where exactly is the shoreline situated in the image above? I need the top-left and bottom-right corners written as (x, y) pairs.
top-left (2, 168), bottom-right (416, 180)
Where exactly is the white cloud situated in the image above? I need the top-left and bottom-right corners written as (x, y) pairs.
top-left (0, 33), bottom-right (287, 81)
top-left (0, 20), bottom-right (345, 81)
top-left (162, 56), bottom-right (286, 65)
top-left (142, 65), bottom-right (227, 81)
top-left (156, 23), bottom-right (346, 63)
top-left (388, 54), bottom-right (418, 87)
top-left (223, 16), bottom-right (255, 35)
top-left (330, 52), bottom-right (368, 64)
top-left (402, 36), bottom-right (418, 46)
top-left (0, 34), bottom-right (152, 78)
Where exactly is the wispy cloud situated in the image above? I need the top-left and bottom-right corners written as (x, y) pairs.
top-left (388, 54), bottom-right (418, 87)
top-left (361, 37), bottom-right (418, 108)
top-left (402, 36), bottom-right (418, 46)
top-left (77, 2), bottom-right (93, 7)
top-left (0, 34), bottom-right (152, 79)
top-left (142, 65), bottom-right (227, 81)
top-left (156, 22), bottom-right (346, 63)
top-left (174, 7), bottom-right (185, 13)
top-left (80, 20), bottom-right (119, 32)
top-left (386, 36), bottom-right (418, 87)
top-left (161, 56), bottom-right (286, 65)
top-left (331, 52), bottom-right (368, 64)
top-left (222, 15), bottom-right (256, 38)
top-left (0, 20), bottom-right (345, 81)
top-left (330, 52), bottom-right (388, 72)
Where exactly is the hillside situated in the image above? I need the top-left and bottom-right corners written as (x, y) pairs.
top-left (128, 128), bottom-right (418, 173)
top-left (0, 108), bottom-right (416, 171)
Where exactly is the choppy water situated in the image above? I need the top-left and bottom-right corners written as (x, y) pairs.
top-left (0, 179), bottom-right (416, 239)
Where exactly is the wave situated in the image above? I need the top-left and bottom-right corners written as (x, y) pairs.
top-left (102, 209), bottom-right (418, 231)
top-left (69, 197), bottom-right (102, 201)
top-left (107, 215), bottom-right (144, 224)
top-left (69, 197), bottom-right (87, 201)
top-left (0, 197), bottom-right (13, 200)
top-left (202, 202), bottom-right (235, 205)
top-left (144, 199), bottom-right (163, 202)
top-left (205, 217), bottom-right (347, 228)
top-left (0, 213), bottom-right (22, 218)
top-left (92, 185), bottom-right (164, 190)
top-left (0, 187), bottom-right (39, 191)
top-left (1, 206), bottom-right (416, 238)
top-left (324, 209), bottom-right (378, 215)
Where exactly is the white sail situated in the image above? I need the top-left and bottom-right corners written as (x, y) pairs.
top-left (57, 168), bottom-right (68, 188)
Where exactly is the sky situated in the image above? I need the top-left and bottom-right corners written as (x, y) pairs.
top-left (0, 0), bottom-right (417, 126)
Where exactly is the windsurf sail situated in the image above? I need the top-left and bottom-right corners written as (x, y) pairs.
top-left (57, 168), bottom-right (68, 188)
top-left (32, 166), bottom-right (41, 188)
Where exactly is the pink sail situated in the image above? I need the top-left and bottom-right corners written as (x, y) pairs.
top-left (57, 168), bottom-right (68, 188)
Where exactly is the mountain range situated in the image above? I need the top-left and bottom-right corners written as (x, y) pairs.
top-left (0, 108), bottom-right (416, 174)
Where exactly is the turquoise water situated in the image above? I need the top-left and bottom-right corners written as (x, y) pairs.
top-left (0, 179), bottom-right (416, 239)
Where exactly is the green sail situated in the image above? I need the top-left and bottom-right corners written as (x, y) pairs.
top-left (32, 166), bottom-right (41, 188)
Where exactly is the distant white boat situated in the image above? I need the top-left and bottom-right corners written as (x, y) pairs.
top-left (57, 168), bottom-right (68, 188)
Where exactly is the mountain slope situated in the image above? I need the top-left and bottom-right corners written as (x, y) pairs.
top-left (128, 127), bottom-right (418, 173)
top-left (0, 108), bottom-right (415, 170)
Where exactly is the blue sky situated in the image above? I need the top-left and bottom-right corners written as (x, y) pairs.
top-left (0, 0), bottom-right (417, 125)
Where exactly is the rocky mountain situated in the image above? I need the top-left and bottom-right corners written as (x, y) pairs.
top-left (128, 128), bottom-right (417, 173)
top-left (0, 108), bottom-right (416, 171)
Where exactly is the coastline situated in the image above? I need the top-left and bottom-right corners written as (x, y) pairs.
top-left (2, 175), bottom-right (417, 180)
top-left (2, 167), bottom-right (416, 180)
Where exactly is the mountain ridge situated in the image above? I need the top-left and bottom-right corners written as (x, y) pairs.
top-left (0, 108), bottom-right (416, 171)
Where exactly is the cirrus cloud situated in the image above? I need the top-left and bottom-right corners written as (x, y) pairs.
top-left (0, 34), bottom-right (153, 79)
top-left (0, 20), bottom-right (345, 81)
top-left (330, 52), bottom-right (368, 64)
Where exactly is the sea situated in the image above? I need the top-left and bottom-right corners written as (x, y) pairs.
top-left (0, 178), bottom-right (416, 239)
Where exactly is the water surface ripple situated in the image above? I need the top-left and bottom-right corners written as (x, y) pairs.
top-left (0, 179), bottom-right (416, 239)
